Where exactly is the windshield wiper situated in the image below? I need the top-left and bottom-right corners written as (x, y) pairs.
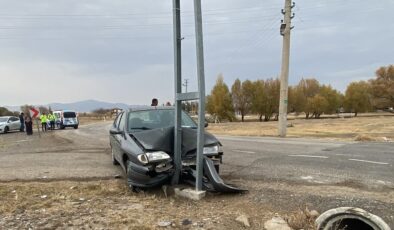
top-left (130, 127), bottom-right (151, 130)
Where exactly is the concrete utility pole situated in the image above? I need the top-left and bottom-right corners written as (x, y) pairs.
top-left (193, 0), bottom-right (206, 192)
top-left (172, 0), bottom-right (182, 185)
top-left (278, 0), bottom-right (295, 137)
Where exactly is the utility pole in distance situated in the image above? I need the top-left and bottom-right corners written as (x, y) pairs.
top-left (183, 79), bottom-right (189, 93)
top-left (278, 0), bottom-right (295, 137)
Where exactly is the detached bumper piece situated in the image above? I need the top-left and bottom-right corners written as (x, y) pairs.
top-left (183, 157), bottom-right (247, 193)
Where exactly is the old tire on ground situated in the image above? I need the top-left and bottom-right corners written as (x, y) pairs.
top-left (316, 207), bottom-right (391, 230)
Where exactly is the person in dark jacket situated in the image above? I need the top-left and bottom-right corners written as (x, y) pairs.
top-left (25, 116), bottom-right (33, 135)
top-left (19, 112), bottom-right (25, 132)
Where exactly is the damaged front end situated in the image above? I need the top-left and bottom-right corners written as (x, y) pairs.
top-left (129, 127), bottom-right (247, 193)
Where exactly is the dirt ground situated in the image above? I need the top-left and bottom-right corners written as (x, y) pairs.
top-left (207, 113), bottom-right (394, 141)
top-left (1, 179), bottom-right (392, 230)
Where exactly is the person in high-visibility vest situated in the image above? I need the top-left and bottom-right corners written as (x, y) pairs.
top-left (40, 113), bottom-right (48, 132)
top-left (48, 112), bottom-right (56, 130)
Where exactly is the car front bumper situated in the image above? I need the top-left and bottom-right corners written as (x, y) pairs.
top-left (126, 160), bottom-right (172, 188)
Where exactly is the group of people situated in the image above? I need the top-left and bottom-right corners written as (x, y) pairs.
top-left (39, 112), bottom-right (57, 132)
top-left (18, 112), bottom-right (33, 135)
top-left (18, 111), bottom-right (57, 136)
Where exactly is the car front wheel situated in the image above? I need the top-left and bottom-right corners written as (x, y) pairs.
top-left (126, 159), bottom-right (143, 193)
top-left (4, 126), bottom-right (9, 133)
top-left (111, 148), bottom-right (120, 165)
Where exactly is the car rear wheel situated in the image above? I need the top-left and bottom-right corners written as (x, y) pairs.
top-left (74, 125), bottom-right (78, 129)
top-left (111, 148), bottom-right (120, 165)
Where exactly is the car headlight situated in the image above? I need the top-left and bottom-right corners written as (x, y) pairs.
top-left (203, 145), bottom-right (222, 155)
top-left (137, 151), bottom-right (171, 165)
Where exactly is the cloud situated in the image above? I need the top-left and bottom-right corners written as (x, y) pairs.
top-left (0, 0), bottom-right (393, 106)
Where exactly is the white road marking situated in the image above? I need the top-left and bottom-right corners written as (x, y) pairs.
top-left (348, 159), bottom-right (389, 165)
top-left (288, 155), bottom-right (329, 159)
top-left (233, 150), bottom-right (256, 154)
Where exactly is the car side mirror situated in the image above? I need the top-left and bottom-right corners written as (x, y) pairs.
top-left (7, 120), bottom-right (11, 123)
top-left (110, 128), bottom-right (124, 135)
top-left (204, 121), bottom-right (209, 128)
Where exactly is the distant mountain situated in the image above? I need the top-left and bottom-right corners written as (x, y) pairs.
top-left (49, 100), bottom-right (131, 113)
top-left (4, 99), bottom-right (139, 113)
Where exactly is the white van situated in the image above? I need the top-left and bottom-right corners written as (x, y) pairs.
top-left (58, 110), bottom-right (79, 129)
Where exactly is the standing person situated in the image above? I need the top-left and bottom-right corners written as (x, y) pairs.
top-left (40, 113), bottom-right (48, 132)
top-left (25, 116), bottom-right (33, 135)
top-left (48, 112), bottom-right (56, 130)
top-left (151, 98), bottom-right (158, 106)
top-left (19, 112), bottom-right (25, 132)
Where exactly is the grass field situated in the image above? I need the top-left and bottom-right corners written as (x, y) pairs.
top-left (207, 113), bottom-right (394, 141)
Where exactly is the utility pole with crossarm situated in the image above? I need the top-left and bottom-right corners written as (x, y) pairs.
top-left (278, 0), bottom-right (295, 137)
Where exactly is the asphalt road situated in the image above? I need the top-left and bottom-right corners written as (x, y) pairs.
top-left (1, 122), bottom-right (392, 190)
top-left (219, 135), bottom-right (394, 190)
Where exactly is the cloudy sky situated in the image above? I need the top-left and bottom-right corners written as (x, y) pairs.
top-left (0, 0), bottom-right (393, 106)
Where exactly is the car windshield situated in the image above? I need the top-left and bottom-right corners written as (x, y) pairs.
top-left (0, 117), bottom-right (8, 122)
top-left (128, 109), bottom-right (197, 132)
top-left (64, 112), bottom-right (76, 118)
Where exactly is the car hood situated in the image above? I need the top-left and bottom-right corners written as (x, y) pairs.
top-left (130, 126), bottom-right (219, 157)
top-left (0, 122), bottom-right (7, 126)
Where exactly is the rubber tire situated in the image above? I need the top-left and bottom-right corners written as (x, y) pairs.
top-left (4, 126), bottom-right (9, 133)
top-left (126, 159), bottom-right (143, 193)
top-left (111, 148), bottom-right (120, 165)
top-left (60, 125), bottom-right (65, 130)
top-left (74, 126), bottom-right (78, 129)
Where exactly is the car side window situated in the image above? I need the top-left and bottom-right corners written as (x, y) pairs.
top-left (118, 112), bottom-right (127, 130)
top-left (113, 113), bottom-right (122, 128)
top-left (10, 117), bottom-right (18, 122)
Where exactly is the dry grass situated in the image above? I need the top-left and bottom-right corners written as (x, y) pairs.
top-left (0, 180), bottom-right (273, 229)
top-left (207, 113), bottom-right (394, 141)
top-left (285, 209), bottom-right (317, 230)
top-left (78, 116), bottom-right (107, 125)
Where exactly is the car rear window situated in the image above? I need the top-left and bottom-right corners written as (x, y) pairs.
top-left (64, 112), bottom-right (76, 118)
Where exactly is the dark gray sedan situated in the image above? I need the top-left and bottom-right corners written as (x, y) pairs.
top-left (109, 107), bottom-right (227, 191)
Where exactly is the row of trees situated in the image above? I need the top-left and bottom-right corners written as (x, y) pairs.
top-left (0, 107), bottom-right (19, 116)
top-left (206, 65), bottom-right (394, 122)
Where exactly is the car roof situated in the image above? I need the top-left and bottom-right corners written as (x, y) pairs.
top-left (128, 106), bottom-right (174, 112)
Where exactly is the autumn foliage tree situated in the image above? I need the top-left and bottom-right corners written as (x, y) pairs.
top-left (231, 79), bottom-right (254, 122)
top-left (344, 81), bottom-right (372, 116)
top-left (370, 65), bottom-right (394, 108)
top-left (206, 75), bottom-right (235, 122)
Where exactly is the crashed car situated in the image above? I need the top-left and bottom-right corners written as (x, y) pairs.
top-left (109, 107), bottom-right (244, 193)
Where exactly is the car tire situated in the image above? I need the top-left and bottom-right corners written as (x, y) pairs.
top-left (126, 159), bottom-right (143, 193)
top-left (74, 125), bottom-right (78, 129)
top-left (60, 125), bottom-right (65, 129)
top-left (111, 148), bottom-right (120, 165)
top-left (4, 126), bottom-right (9, 133)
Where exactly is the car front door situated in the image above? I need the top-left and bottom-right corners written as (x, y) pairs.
top-left (10, 117), bottom-right (20, 130)
top-left (111, 112), bottom-right (124, 164)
